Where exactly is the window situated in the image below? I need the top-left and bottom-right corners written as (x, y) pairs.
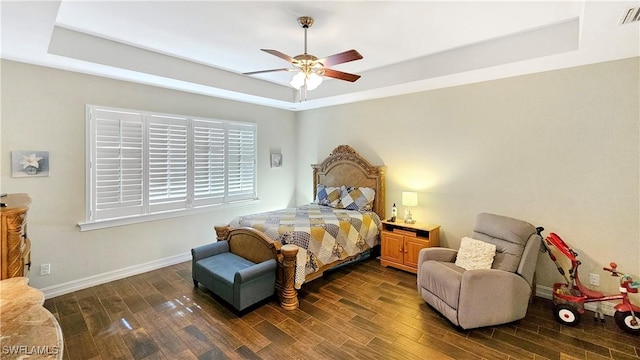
top-left (82, 105), bottom-right (257, 229)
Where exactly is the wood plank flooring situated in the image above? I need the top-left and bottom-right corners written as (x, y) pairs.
top-left (45, 258), bottom-right (640, 360)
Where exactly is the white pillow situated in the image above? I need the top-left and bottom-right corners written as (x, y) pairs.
top-left (455, 237), bottom-right (497, 270)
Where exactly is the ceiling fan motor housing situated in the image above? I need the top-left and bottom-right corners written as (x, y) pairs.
top-left (297, 16), bottom-right (314, 28)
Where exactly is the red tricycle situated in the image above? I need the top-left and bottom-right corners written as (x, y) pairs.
top-left (541, 232), bottom-right (640, 335)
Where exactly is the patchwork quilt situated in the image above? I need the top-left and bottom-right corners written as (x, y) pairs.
top-left (229, 204), bottom-right (382, 288)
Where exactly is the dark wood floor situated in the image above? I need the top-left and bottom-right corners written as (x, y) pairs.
top-left (45, 258), bottom-right (640, 360)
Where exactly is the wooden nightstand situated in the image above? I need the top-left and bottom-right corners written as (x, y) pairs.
top-left (380, 220), bottom-right (440, 273)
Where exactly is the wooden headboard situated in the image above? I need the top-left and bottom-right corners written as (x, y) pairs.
top-left (311, 145), bottom-right (386, 219)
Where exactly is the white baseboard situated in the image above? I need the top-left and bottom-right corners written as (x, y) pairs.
top-left (40, 252), bottom-right (191, 299)
top-left (536, 284), bottom-right (616, 317)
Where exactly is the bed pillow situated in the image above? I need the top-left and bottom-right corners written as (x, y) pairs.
top-left (455, 237), bottom-right (497, 271)
top-left (340, 186), bottom-right (376, 211)
top-left (315, 185), bottom-right (343, 208)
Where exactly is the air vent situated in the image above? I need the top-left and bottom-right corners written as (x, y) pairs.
top-left (620, 6), bottom-right (640, 25)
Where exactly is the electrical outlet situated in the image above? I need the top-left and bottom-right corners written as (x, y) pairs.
top-left (589, 273), bottom-right (600, 286)
top-left (40, 263), bottom-right (51, 276)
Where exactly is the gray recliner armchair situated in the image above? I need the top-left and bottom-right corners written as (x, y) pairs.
top-left (417, 213), bottom-right (542, 330)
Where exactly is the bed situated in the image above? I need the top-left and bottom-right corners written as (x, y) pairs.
top-left (218, 145), bottom-right (386, 310)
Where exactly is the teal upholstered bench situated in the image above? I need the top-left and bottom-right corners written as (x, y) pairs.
top-left (192, 227), bottom-right (279, 312)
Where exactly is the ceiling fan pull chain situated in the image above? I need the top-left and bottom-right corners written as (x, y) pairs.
top-left (303, 82), bottom-right (307, 102)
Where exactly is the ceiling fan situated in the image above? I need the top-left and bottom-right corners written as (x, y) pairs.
top-left (243, 16), bottom-right (363, 99)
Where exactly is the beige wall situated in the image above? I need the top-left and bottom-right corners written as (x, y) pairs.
top-left (2, 58), bottom-right (638, 300)
top-left (296, 57), bottom-right (640, 297)
top-left (0, 60), bottom-right (297, 290)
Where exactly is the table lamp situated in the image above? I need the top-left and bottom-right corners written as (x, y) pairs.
top-left (402, 191), bottom-right (418, 224)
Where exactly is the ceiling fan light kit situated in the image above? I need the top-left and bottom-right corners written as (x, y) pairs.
top-left (243, 16), bottom-right (363, 101)
top-left (290, 71), bottom-right (323, 90)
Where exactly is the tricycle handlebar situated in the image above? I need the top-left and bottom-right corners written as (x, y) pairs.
top-left (603, 262), bottom-right (620, 277)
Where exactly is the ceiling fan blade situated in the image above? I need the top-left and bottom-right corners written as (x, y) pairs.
top-left (318, 49), bottom-right (363, 67)
top-left (243, 68), bottom-right (292, 75)
top-left (323, 68), bottom-right (361, 82)
top-left (261, 49), bottom-right (296, 63)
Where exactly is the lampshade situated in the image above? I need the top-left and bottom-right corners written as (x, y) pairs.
top-left (402, 192), bottom-right (418, 207)
top-left (306, 72), bottom-right (323, 90)
top-left (289, 71), bottom-right (306, 90)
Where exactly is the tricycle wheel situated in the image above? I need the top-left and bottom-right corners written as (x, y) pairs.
top-left (614, 311), bottom-right (640, 335)
top-left (554, 304), bottom-right (581, 327)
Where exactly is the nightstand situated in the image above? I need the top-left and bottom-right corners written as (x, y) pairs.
top-left (380, 220), bottom-right (440, 273)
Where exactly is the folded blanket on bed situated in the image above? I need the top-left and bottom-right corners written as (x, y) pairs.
top-left (229, 204), bottom-right (381, 288)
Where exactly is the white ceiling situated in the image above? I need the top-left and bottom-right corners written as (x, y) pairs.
top-left (1, 1), bottom-right (639, 111)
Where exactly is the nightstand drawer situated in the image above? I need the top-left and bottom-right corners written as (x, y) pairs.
top-left (392, 228), bottom-right (417, 237)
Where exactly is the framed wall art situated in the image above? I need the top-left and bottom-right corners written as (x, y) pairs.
top-left (270, 153), bottom-right (282, 168)
top-left (11, 150), bottom-right (50, 177)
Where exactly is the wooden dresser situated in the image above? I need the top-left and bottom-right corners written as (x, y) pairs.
top-left (1, 193), bottom-right (32, 279)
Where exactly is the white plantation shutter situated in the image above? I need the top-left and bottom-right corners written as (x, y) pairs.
top-left (227, 122), bottom-right (256, 201)
top-left (86, 105), bottom-right (257, 225)
top-left (90, 108), bottom-right (144, 220)
top-left (193, 119), bottom-right (226, 206)
top-left (147, 116), bottom-right (189, 212)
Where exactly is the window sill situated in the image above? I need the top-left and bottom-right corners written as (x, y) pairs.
top-left (77, 199), bottom-right (260, 232)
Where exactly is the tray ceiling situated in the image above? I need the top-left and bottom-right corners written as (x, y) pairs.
top-left (2, 1), bottom-right (638, 110)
